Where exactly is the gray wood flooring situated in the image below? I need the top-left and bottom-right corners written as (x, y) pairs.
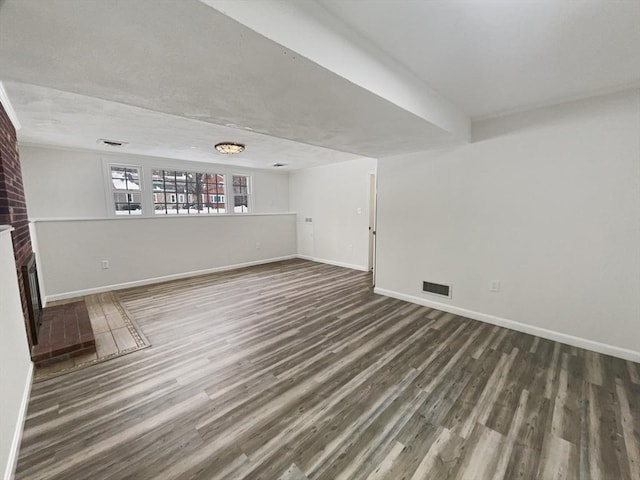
top-left (15, 259), bottom-right (640, 479)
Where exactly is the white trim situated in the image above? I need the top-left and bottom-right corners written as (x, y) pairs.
top-left (29, 213), bottom-right (297, 223)
top-left (4, 362), bottom-right (33, 480)
top-left (230, 173), bottom-right (253, 214)
top-left (0, 226), bottom-right (16, 238)
top-left (105, 162), bottom-right (144, 217)
top-left (45, 255), bottom-right (297, 302)
top-left (297, 255), bottom-right (368, 272)
top-left (0, 82), bottom-right (21, 131)
top-left (28, 223), bottom-right (46, 307)
top-left (374, 287), bottom-right (640, 363)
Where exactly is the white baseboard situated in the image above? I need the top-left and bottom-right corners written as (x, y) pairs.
top-left (46, 255), bottom-right (297, 303)
top-left (297, 255), bottom-right (369, 272)
top-left (4, 362), bottom-right (33, 480)
top-left (374, 287), bottom-right (640, 363)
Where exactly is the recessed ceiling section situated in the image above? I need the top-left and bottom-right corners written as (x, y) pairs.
top-left (0, 0), bottom-right (460, 158)
top-left (5, 82), bottom-right (365, 170)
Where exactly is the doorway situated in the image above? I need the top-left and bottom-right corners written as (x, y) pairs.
top-left (368, 173), bottom-right (377, 285)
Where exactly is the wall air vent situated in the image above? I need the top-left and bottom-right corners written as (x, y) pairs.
top-left (97, 138), bottom-right (128, 148)
top-left (422, 281), bottom-right (451, 298)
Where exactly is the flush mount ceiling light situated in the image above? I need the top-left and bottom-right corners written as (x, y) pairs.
top-left (214, 142), bottom-right (245, 155)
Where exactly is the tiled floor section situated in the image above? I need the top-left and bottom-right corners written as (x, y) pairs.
top-left (34, 292), bottom-right (150, 381)
top-left (31, 301), bottom-right (95, 365)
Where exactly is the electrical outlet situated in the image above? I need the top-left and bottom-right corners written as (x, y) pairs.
top-left (489, 280), bottom-right (500, 292)
top-left (356, 207), bottom-right (362, 214)
top-left (255, 242), bottom-right (261, 250)
top-left (101, 260), bottom-right (110, 270)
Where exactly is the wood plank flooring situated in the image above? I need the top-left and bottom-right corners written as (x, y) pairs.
top-left (15, 259), bottom-right (640, 479)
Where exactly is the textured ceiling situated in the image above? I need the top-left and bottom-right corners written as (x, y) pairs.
top-left (5, 82), bottom-right (366, 170)
top-left (1, 0), bottom-right (638, 167)
top-left (0, 0), bottom-right (454, 168)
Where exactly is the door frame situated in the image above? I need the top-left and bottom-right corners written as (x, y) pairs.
top-left (368, 172), bottom-right (377, 286)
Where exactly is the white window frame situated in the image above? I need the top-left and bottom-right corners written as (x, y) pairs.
top-left (152, 168), bottom-right (230, 216)
top-left (230, 174), bottom-right (252, 214)
top-left (102, 160), bottom-right (255, 218)
top-left (105, 163), bottom-right (144, 216)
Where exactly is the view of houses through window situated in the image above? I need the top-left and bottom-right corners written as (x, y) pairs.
top-left (111, 166), bottom-right (142, 215)
top-left (152, 169), bottom-right (227, 214)
top-left (109, 165), bottom-right (250, 215)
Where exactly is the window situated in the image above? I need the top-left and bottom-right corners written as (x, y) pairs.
top-left (152, 169), bottom-right (226, 214)
top-left (110, 165), bottom-right (142, 215)
top-left (232, 175), bottom-right (251, 213)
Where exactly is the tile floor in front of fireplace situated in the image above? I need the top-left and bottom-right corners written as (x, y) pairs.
top-left (34, 292), bottom-right (148, 380)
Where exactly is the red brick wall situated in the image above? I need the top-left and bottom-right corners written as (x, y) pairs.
top-left (0, 101), bottom-right (35, 346)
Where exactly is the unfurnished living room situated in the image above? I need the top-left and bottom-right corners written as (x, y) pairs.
top-left (0, 1), bottom-right (639, 479)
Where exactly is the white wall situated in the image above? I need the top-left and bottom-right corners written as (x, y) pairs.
top-left (19, 146), bottom-right (107, 218)
top-left (375, 89), bottom-right (640, 360)
top-left (19, 145), bottom-right (290, 219)
top-left (19, 145), bottom-right (295, 300)
top-left (0, 227), bottom-right (33, 480)
top-left (34, 214), bottom-right (296, 300)
top-left (289, 157), bottom-right (377, 271)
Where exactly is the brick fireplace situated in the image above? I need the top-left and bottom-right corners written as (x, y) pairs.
top-left (0, 100), bottom-right (37, 346)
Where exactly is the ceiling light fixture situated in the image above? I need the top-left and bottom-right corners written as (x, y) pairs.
top-left (214, 142), bottom-right (245, 155)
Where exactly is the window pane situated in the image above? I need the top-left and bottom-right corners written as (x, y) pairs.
top-left (231, 176), bottom-right (249, 213)
top-left (111, 166), bottom-right (141, 191)
top-left (152, 169), bottom-right (226, 215)
top-left (111, 166), bottom-right (142, 214)
top-left (234, 195), bottom-right (248, 213)
top-left (233, 175), bottom-right (247, 187)
top-left (232, 175), bottom-right (249, 196)
top-left (113, 192), bottom-right (142, 215)
top-left (203, 173), bottom-right (226, 213)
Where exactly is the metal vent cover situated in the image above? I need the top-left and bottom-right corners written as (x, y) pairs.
top-left (97, 138), bottom-right (128, 148)
top-left (422, 281), bottom-right (451, 298)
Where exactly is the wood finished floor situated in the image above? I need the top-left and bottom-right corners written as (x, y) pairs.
top-left (15, 259), bottom-right (640, 480)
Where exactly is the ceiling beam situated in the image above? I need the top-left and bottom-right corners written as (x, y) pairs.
top-left (201, 0), bottom-right (470, 143)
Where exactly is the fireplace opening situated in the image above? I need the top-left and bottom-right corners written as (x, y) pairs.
top-left (22, 252), bottom-right (42, 345)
